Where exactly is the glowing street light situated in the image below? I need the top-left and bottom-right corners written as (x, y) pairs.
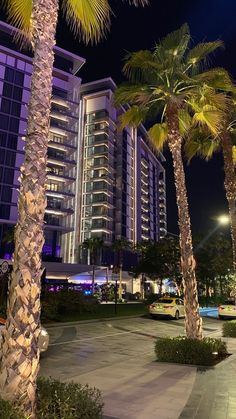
top-left (218, 215), bottom-right (230, 225)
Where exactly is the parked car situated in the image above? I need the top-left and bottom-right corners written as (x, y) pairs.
top-left (218, 300), bottom-right (236, 319)
top-left (149, 297), bottom-right (185, 320)
top-left (0, 318), bottom-right (49, 352)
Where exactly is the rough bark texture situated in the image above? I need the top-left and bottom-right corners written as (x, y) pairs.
top-left (0, 0), bottom-right (58, 416)
top-left (166, 103), bottom-right (203, 339)
top-left (221, 130), bottom-right (236, 277)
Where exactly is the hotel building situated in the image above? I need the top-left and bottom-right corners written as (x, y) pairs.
top-left (0, 21), bottom-right (84, 261)
top-left (77, 78), bottom-right (166, 254)
top-left (0, 22), bottom-right (167, 265)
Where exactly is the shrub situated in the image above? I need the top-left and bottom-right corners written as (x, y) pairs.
top-left (155, 336), bottom-right (228, 366)
top-left (145, 293), bottom-right (160, 305)
top-left (41, 290), bottom-right (99, 321)
top-left (0, 377), bottom-right (103, 419)
top-left (0, 398), bottom-right (22, 419)
top-left (223, 320), bottom-right (236, 337)
top-left (37, 377), bottom-right (103, 418)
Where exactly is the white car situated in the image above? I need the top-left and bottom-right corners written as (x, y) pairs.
top-left (218, 300), bottom-right (236, 319)
top-left (0, 318), bottom-right (49, 352)
top-left (149, 297), bottom-right (185, 320)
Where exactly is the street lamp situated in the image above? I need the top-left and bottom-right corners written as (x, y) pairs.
top-left (218, 215), bottom-right (230, 226)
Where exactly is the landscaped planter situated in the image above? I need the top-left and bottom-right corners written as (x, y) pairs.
top-left (0, 377), bottom-right (103, 419)
top-left (155, 336), bottom-right (228, 366)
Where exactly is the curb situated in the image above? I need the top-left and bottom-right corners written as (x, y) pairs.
top-left (43, 314), bottom-right (145, 328)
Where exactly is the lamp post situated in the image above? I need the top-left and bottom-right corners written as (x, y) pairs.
top-left (111, 265), bottom-right (119, 315)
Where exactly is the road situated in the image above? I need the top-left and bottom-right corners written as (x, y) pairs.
top-left (40, 315), bottom-right (222, 381)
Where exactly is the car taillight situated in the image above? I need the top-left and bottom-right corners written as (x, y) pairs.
top-left (163, 305), bottom-right (172, 309)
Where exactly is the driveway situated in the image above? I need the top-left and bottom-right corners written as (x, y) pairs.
top-left (40, 316), bottom-right (223, 418)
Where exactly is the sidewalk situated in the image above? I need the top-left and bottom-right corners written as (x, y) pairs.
top-left (65, 351), bottom-right (196, 419)
top-left (179, 338), bottom-right (236, 419)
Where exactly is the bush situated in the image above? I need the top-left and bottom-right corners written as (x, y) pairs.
top-left (41, 290), bottom-right (99, 321)
top-left (198, 295), bottom-right (226, 307)
top-left (145, 293), bottom-right (160, 305)
top-left (0, 377), bottom-right (103, 419)
top-left (0, 398), bottom-right (21, 419)
top-left (223, 320), bottom-right (236, 337)
top-left (37, 377), bottom-right (103, 418)
top-left (155, 336), bottom-right (228, 366)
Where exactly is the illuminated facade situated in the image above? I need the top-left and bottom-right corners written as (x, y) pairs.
top-left (0, 22), bottom-right (167, 265)
top-left (77, 78), bottom-right (166, 253)
top-left (0, 21), bottom-right (85, 262)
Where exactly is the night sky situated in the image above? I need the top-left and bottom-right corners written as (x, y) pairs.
top-left (3, 1), bottom-right (236, 235)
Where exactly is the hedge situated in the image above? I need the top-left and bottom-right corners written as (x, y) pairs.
top-left (222, 320), bottom-right (236, 337)
top-left (0, 377), bottom-right (103, 419)
top-left (155, 336), bottom-right (228, 366)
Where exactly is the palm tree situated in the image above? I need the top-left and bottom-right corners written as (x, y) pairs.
top-left (185, 99), bottom-right (236, 278)
top-left (114, 24), bottom-right (227, 339)
top-left (112, 238), bottom-right (131, 300)
top-left (82, 237), bottom-right (104, 294)
top-left (0, 0), bottom-right (148, 415)
top-left (135, 240), bottom-right (152, 298)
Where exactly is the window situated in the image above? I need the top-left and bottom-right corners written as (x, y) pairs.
top-left (5, 67), bottom-right (14, 83)
top-left (1, 98), bottom-right (11, 114)
top-left (14, 70), bottom-right (24, 85)
top-left (0, 131), bottom-right (7, 147)
top-left (0, 149), bottom-right (5, 164)
top-left (3, 168), bottom-right (14, 183)
top-left (2, 83), bottom-right (13, 98)
top-left (52, 87), bottom-right (67, 99)
top-left (12, 86), bottom-right (22, 101)
top-left (0, 204), bottom-right (10, 219)
top-left (1, 186), bottom-right (12, 202)
top-left (11, 101), bottom-right (21, 117)
top-left (0, 115), bottom-right (9, 129)
top-left (5, 151), bottom-right (16, 167)
top-left (7, 135), bottom-right (17, 149)
top-left (9, 118), bottom-right (19, 133)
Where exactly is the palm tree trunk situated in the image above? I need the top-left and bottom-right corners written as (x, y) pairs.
top-left (166, 104), bottom-right (202, 339)
top-left (0, 0), bottom-right (58, 416)
top-left (221, 130), bottom-right (236, 277)
top-left (92, 263), bottom-right (95, 295)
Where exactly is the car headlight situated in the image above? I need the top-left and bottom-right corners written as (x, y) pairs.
top-left (40, 328), bottom-right (48, 337)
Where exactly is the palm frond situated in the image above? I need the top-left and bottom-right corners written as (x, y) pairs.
top-left (3, 0), bottom-right (32, 36)
top-left (187, 41), bottom-right (223, 66)
top-left (125, 0), bottom-right (149, 5)
top-left (194, 68), bottom-right (236, 93)
top-left (178, 109), bottom-right (192, 136)
top-left (155, 23), bottom-right (190, 60)
top-left (232, 146), bottom-right (236, 165)
top-left (184, 128), bottom-right (220, 162)
top-left (62, 0), bottom-right (111, 44)
top-left (122, 50), bottom-right (157, 83)
top-left (192, 104), bottom-right (224, 135)
top-left (148, 123), bottom-right (168, 151)
top-left (119, 106), bottom-right (147, 129)
top-left (114, 83), bottom-right (152, 106)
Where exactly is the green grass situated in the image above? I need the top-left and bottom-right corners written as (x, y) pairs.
top-left (54, 303), bottom-right (147, 323)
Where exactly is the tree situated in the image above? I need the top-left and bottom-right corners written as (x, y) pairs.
top-left (184, 94), bottom-right (236, 279)
top-left (134, 237), bottom-right (182, 295)
top-left (0, 0), bottom-right (148, 416)
top-left (134, 240), bottom-right (153, 297)
top-left (194, 232), bottom-right (233, 302)
top-left (112, 238), bottom-right (131, 299)
top-left (114, 24), bottom-right (227, 339)
top-left (82, 237), bottom-right (104, 294)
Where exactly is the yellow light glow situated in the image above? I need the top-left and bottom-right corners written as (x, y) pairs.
top-left (218, 215), bottom-right (230, 225)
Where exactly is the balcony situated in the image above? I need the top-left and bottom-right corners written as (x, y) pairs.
top-left (47, 149), bottom-right (76, 166)
top-left (46, 184), bottom-right (75, 197)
